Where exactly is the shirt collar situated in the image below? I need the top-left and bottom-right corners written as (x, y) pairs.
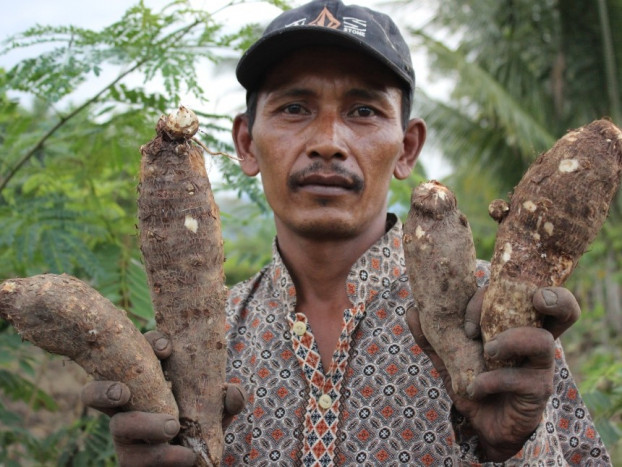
top-left (269, 213), bottom-right (405, 313)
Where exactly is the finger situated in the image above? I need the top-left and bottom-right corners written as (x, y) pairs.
top-left (469, 366), bottom-right (553, 403)
top-left (532, 287), bottom-right (581, 339)
top-left (116, 443), bottom-right (196, 467)
top-left (222, 383), bottom-right (247, 429)
top-left (144, 330), bottom-right (173, 360)
top-left (405, 305), bottom-right (457, 398)
top-left (405, 305), bottom-right (428, 347)
top-left (464, 287), bottom-right (486, 339)
top-left (224, 384), bottom-right (246, 416)
top-left (110, 411), bottom-right (180, 444)
top-left (484, 327), bottom-right (555, 370)
top-left (81, 381), bottom-right (131, 416)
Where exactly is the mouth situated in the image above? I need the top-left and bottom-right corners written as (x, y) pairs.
top-left (298, 173), bottom-right (356, 191)
top-left (289, 165), bottom-right (364, 196)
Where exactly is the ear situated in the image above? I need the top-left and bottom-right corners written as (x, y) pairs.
top-left (232, 113), bottom-right (260, 176)
top-left (394, 118), bottom-right (427, 180)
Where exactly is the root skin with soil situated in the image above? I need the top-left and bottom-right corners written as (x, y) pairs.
top-left (0, 274), bottom-right (178, 417)
top-left (138, 106), bottom-right (227, 466)
top-left (403, 181), bottom-right (485, 397)
top-left (481, 119), bottom-right (622, 368)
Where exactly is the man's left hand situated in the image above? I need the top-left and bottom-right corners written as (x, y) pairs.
top-left (407, 286), bottom-right (580, 462)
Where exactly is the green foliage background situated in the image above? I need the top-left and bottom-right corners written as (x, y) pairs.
top-left (0, 0), bottom-right (620, 464)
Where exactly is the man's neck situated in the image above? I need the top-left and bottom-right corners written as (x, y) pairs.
top-left (274, 213), bottom-right (391, 309)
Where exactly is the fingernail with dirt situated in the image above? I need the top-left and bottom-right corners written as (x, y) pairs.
top-left (542, 288), bottom-right (558, 307)
top-left (484, 339), bottom-right (499, 358)
top-left (164, 419), bottom-right (180, 437)
top-left (106, 383), bottom-right (123, 402)
top-left (464, 321), bottom-right (479, 339)
top-left (154, 337), bottom-right (169, 352)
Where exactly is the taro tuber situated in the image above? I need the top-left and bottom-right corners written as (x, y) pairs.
top-left (481, 119), bottom-right (622, 369)
top-left (0, 274), bottom-right (178, 416)
top-left (138, 106), bottom-right (227, 466)
top-left (403, 181), bottom-right (485, 397)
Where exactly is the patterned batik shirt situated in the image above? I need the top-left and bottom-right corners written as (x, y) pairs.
top-left (223, 214), bottom-right (610, 466)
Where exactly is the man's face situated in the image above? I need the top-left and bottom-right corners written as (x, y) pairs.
top-left (235, 46), bottom-right (425, 241)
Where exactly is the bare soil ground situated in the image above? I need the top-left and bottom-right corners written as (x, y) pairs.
top-left (2, 345), bottom-right (90, 438)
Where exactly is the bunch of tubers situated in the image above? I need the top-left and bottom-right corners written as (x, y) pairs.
top-left (0, 107), bottom-right (227, 467)
top-left (404, 119), bottom-right (622, 394)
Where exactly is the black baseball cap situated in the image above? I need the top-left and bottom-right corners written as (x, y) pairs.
top-left (236, 0), bottom-right (414, 99)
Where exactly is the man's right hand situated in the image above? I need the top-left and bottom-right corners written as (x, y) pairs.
top-left (82, 379), bottom-right (196, 466)
top-left (81, 331), bottom-right (245, 467)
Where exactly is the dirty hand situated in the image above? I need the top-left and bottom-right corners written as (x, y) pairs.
top-left (81, 331), bottom-right (245, 467)
top-left (407, 286), bottom-right (580, 462)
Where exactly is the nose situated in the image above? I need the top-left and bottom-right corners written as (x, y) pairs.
top-left (306, 111), bottom-right (348, 160)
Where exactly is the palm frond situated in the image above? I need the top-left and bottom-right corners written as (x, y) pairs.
top-left (413, 30), bottom-right (556, 166)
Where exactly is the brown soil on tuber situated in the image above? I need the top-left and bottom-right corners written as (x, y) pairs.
top-left (138, 106), bottom-right (227, 466)
top-left (403, 181), bottom-right (485, 397)
top-left (0, 274), bottom-right (178, 416)
top-left (481, 119), bottom-right (622, 369)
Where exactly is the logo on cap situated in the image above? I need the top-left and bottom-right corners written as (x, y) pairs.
top-left (309, 7), bottom-right (341, 28)
top-left (284, 6), bottom-right (368, 38)
top-left (343, 17), bottom-right (366, 37)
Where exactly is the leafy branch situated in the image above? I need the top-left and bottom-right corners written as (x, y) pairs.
top-left (0, 0), bottom-right (261, 195)
top-left (0, 18), bottom-right (204, 193)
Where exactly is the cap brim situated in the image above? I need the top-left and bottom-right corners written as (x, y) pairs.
top-left (236, 27), bottom-right (411, 92)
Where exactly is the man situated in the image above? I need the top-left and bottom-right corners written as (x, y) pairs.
top-left (83, 0), bottom-right (611, 465)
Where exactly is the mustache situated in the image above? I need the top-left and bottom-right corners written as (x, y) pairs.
top-left (287, 161), bottom-right (364, 192)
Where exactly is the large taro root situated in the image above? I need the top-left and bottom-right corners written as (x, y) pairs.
top-left (0, 274), bottom-right (179, 417)
top-left (481, 119), bottom-right (622, 368)
top-left (138, 106), bottom-right (227, 466)
top-left (403, 181), bottom-right (485, 397)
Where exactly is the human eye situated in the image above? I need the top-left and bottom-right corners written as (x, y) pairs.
top-left (282, 103), bottom-right (309, 115)
top-left (349, 105), bottom-right (377, 118)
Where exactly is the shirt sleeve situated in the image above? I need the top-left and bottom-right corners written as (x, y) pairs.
top-left (449, 340), bottom-right (611, 466)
